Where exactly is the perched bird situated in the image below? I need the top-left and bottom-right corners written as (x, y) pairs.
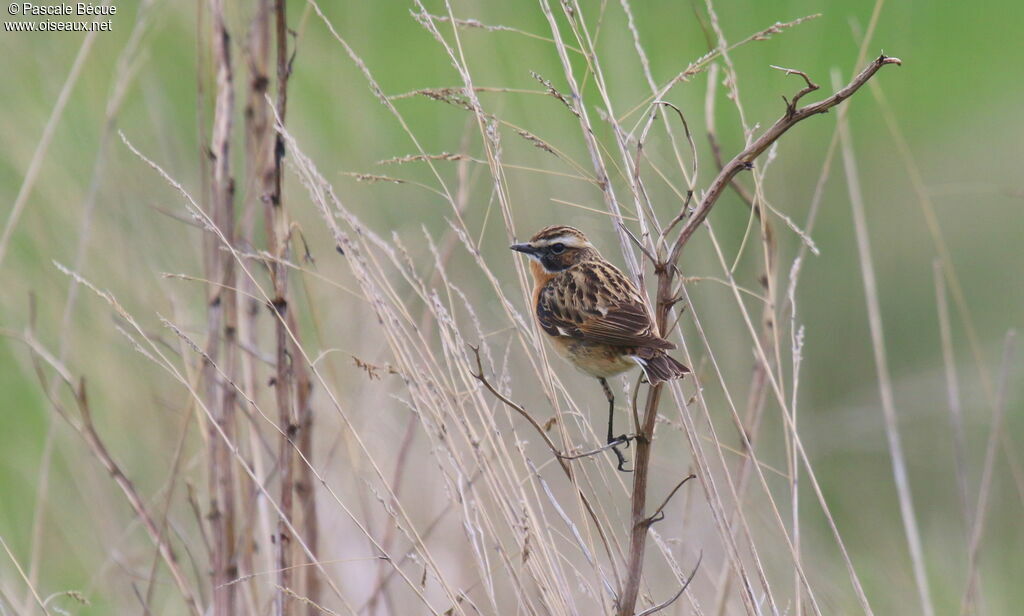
top-left (511, 225), bottom-right (688, 470)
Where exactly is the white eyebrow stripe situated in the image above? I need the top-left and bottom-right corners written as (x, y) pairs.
top-left (534, 234), bottom-right (589, 248)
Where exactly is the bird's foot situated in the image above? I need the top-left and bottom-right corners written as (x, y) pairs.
top-left (610, 444), bottom-right (630, 472)
top-left (609, 433), bottom-right (638, 449)
top-left (608, 434), bottom-right (638, 472)
top-left (556, 435), bottom-right (640, 471)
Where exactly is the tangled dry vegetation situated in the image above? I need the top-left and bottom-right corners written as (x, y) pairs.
top-left (4, 1), bottom-right (1016, 616)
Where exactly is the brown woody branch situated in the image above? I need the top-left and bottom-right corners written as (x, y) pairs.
top-left (617, 54), bottom-right (900, 616)
top-left (668, 54), bottom-right (901, 266)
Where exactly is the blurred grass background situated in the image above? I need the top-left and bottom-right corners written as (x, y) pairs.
top-left (1, 0), bottom-right (1021, 614)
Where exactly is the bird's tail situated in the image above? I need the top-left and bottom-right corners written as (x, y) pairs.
top-left (641, 352), bottom-right (690, 384)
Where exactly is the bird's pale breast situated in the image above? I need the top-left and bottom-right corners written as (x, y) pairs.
top-left (547, 335), bottom-right (637, 378)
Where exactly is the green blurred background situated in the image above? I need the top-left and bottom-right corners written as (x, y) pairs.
top-left (1, 0), bottom-right (1021, 614)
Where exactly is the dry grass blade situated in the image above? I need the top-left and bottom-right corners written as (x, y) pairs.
top-left (933, 261), bottom-right (971, 526)
top-left (53, 259), bottom-right (358, 612)
top-left (538, 0), bottom-right (645, 284)
top-left (866, 68), bottom-right (1024, 510)
top-left (618, 13), bottom-right (822, 124)
top-left (0, 2), bottom-right (110, 271)
top-left (837, 77), bottom-right (935, 616)
top-left (23, 1), bottom-right (157, 602)
top-left (612, 51), bottom-right (898, 616)
top-left (8, 2), bottom-right (998, 615)
top-left (960, 331), bottom-right (1016, 614)
top-left (0, 534), bottom-right (50, 616)
top-left (4, 326), bottom-right (203, 615)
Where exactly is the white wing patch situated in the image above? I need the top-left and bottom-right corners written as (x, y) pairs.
top-left (630, 355), bottom-right (652, 381)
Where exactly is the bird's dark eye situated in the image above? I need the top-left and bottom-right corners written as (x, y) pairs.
top-left (550, 243), bottom-right (565, 254)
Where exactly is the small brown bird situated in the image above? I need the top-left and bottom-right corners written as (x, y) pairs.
top-left (511, 225), bottom-right (688, 470)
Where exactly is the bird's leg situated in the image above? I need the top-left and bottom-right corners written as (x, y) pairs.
top-left (600, 377), bottom-right (635, 472)
top-left (601, 378), bottom-right (620, 444)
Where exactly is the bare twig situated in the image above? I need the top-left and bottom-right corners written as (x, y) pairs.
top-left (771, 65), bottom-right (819, 114)
top-left (6, 326), bottom-right (202, 615)
top-left (468, 346), bottom-right (561, 457)
top-left (644, 474), bottom-right (696, 526)
top-left (557, 439), bottom-right (637, 462)
top-left (669, 54), bottom-right (901, 264)
top-left (467, 345), bottom-right (620, 595)
top-left (635, 551), bottom-right (702, 616)
top-left (617, 54), bottom-right (899, 616)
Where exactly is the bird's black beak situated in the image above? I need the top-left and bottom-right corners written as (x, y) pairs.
top-left (509, 243), bottom-right (537, 255)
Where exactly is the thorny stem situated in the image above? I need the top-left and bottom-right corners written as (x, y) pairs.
top-left (617, 54), bottom-right (900, 616)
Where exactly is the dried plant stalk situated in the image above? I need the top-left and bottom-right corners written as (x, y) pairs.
top-left (206, 0), bottom-right (239, 613)
top-left (618, 54), bottom-right (900, 616)
top-left (4, 3), bottom-right (949, 614)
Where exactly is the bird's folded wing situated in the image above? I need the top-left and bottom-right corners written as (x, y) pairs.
top-left (537, 264), bottom-right (675, 350)
top-left (576, 302), bottom-right (675, 349)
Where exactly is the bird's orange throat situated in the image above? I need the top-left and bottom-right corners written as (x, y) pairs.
top-left (529, 260), bottom-right (557, 303)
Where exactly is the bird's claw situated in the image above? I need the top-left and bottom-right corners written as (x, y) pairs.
top-left (612, 445), bottom-right (632, 472)
top-left (610, 433), bottom-right (638, 449)
top-left (609, 434), bottom-right (638, 472)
